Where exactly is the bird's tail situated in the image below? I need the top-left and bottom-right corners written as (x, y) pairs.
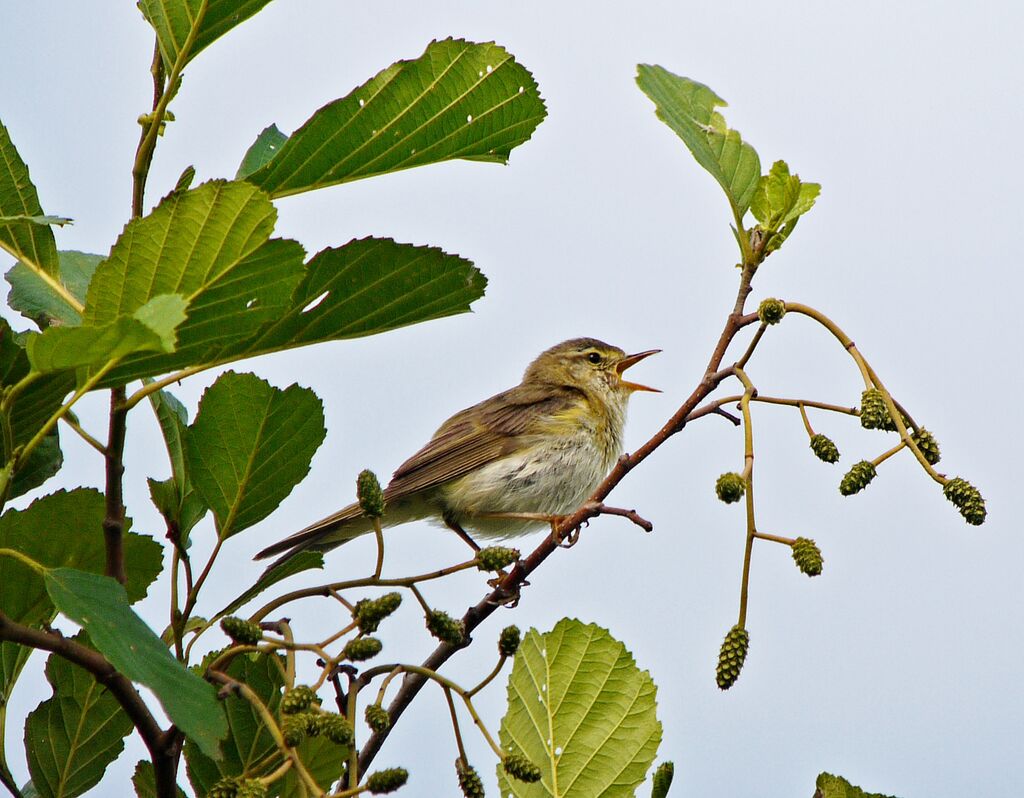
top-left (254, 501), bottom-right (371, 563)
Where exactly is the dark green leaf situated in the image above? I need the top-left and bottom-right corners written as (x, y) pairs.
top-left (138, 0), bottom-right (274, 72)
top-left (217, 550), bottom-right (323, 618)
top-left (815, 772), bottom-right (900, 798)
top-left (131, 761), bottom-right (187, 798)
top-left (247, 38), bottom-right (546, 198)
top-left (9, 429), bottom-right (62, 500)
top-left (26, 294), bottom-right (188, 375)
top-left (25, 634), bottom-right (133, 798)
top-left (0, 120), bottom-right (58, 278)
top-left (185, 372), bottom-right (325, 539)
top-left (236, 124), bottom-right (287, 180)
top-left (6, 251), bottom-right (101, 329)
top-left (498, 619), bottom-right (662, 797)
top-left (184, 652), bottom-right (342, 797)
top-left (220, 238), bottom-right (487, 359)
top-left (636, 66), bottom-right (761, 218)
top-left (43, 568), bottom-right (226, 758)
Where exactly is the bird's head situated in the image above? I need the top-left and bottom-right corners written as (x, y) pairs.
top-left (523, 338), bottom-right (660, 400)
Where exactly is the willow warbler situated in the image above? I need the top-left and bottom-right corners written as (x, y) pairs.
top-left (255, 338), bottom-right (658, 565)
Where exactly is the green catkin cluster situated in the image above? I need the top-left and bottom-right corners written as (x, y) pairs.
top-left (809, 433), bottom-right (840, 463)
top-left (281, 685), bottom-right (318, 715)
top-left (344, 636), bottom-right (383, 661)
top-left (476, 546), bottom-right (521, 571)
top-left (498, 625), bottom-right (521, 657)
top-left (911, 428), bottom-right (941, 465)
top-left (236, 780), bottom-right (268, 798)
top-left (457, 761), bottom-right (485, 797)
top-left (316, 713), bottom-right (354, 745)
top-left (716, 625), bottom-right (750, 690)
top-left (207, 777), bottom-right (241, 798)
top-left (943, 477), bottom-right (987, 525)
top-left (859, 389), bottom-right (903, 431)
top-left (220, 616), bottom-right (262, 645)
top-left (791, 537), bottom-right (824, 577)
top-left (426, 610), bottom-right (466, 645)
top-left (354, 592), bottom-right (402, 633)
top-left (757, 297), bottom-right (786, 325)
top-left (357, 469), bottom-right (386, 517)
top-left (715, 472), bottom-right (746, 504)
top-left (281, 715), bottom-right (307, 747)
top-left (503, 754), bottom-right (542, 783)
top-left (364, 703), bottom-right (390, 733)
top-left (840, 460), bottom-right (877, 495)
top-left (651, 762), bottom-right (675, 798)
top-left (366, 768), bottom-right (409, 793)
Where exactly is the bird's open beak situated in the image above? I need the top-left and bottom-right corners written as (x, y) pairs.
top-left (616, 349), bottom-right (661, 392)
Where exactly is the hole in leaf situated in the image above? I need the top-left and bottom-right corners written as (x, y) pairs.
top-left (302, 291), bottom-right (329, 313)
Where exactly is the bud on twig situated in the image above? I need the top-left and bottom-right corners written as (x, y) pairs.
top-left (757, 297), bottom-right (786, 325)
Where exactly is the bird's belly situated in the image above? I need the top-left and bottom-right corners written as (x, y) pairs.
top-left (437, 433), bottom-right (618, 539)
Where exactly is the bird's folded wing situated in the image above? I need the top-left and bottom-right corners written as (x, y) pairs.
top-left (384, 384), bottom-right (582, 499)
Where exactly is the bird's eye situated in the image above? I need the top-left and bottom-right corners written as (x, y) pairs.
top-left (587, 352), bottom-right (602, 364)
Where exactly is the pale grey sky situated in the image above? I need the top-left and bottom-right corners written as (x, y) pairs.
top-left (1, 2), bottom-right (1021, 796)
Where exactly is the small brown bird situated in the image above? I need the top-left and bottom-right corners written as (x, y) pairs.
top-left (256, 338), bottom-right (658, 565)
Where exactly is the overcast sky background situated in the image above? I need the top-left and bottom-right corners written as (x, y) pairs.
top-left (1, 2), bottom-right (1021, 797)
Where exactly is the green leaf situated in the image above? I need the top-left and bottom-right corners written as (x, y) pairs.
top-left (26, 294), bottom-right (188, 375)
top-left (749, 160), bottom-right (820, 256)
top-left (635, 66), bottom-right (761, 218)
top-left (7, 251), bottom-right (101, 329)
top-left (815, 773), bottom-right (900, 798)
top-left (184, 652), bottom-right (344, 797)
top-left (218, 238), bottom-right (486, 360)
top-left (0, 320), bottom-right (73, 499)
top-left (185, 372), bottom-right (325, 539)
top-left (498, 619), bottom-right (662, 798)
top-left (236, 124), bottom-right (287, 180)
top-left (0, 120), bottom-right (59, 278)
top-left (0, 490), bottom-right (163, 710)
top-left (131, 761), bottom-right (187, 798)
top-left (25, 634), bottom-right (133, 798)
top-left (137, 0), bottom-right (274, 72)
top-left (43, 567), bottom-right (226, 758)
top-left (146, 387), bottom-right (208, 546)
top-left (217, 550), bottom-right (323, 619)
top-left (247, 38), bottom-right (546, 198)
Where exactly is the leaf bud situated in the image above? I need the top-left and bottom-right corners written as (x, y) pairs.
top-left (757, 297), bottom-right (786, 325)
top-left (911, 428), bottom-right (941, 465)
top-left (652, 761), bottom-right (675, 798)
top-left (791, 537), bottom-right (824, 576)
top-left (364, 703), bottom-right (391, 733)
top-left (715, 472), bottom-right (746, 504)
top-left (498, 625), bottom-right (521, 658)
top-left (716, 624), bottom-right (750, 690)
top-left (281, 685), bottom-right (319, 714)
top-left (503, 753), bottom-right (542, 783)
top-left (357, 469), bottom-right (386, 517)
top-left (809, 433), bottom-right (840, 463)
top-left (456, 760), bottom-right (485, 797)
top-left (344, 636), bottom-right (383, 662)
top-left (354, 592), bottom-right (402, 633)
top-left (839, 460), bottom-right (877, 495)
top-left (426, 610), bottom-right (466, 645)
top-left (476, 545), bottom-right (520, 571)
top-left (220, 616), bottom-right (262, 645)
top-left (943, 477), bottom-right (987, 525)
top-left (366, 767), bottom-right (409, 793)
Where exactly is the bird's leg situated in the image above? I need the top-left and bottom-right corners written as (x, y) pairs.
top-left (442, 514), bottom-right (481, 553)
top-left (470, 511), bottom-right (577, 546)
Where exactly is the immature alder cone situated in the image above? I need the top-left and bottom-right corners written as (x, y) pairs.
top-left (236, 780), bottom-right (268, 798)
top-left (839, 460), bottom-right (877, 495)
top-left (942, 477), bottom-right (987, 525)
top-left (503, 753), bottom-right (543, 783)
top-left (652, 762), bottom-right (675, 798)
top-left (354, 592), bottom-right (402, 632)
top-left (715, 472), bottom-right (746, 504)
top-left (716, 624), bottom-right (750, 690)
top-left (457, 761), bottom-right (485, 798)
top-left (859, 389), bottom-right (905, 431)
top-left (426, 610), bottom-right (466, 645)
top-left (911, 428), bottom-right (941, 465)
top-left (757, 297), bottom-right (787, 325)
top-left (791, 537), bottom-right (824, 576)
top-left (220, 616), bottom-right (262, 645)
top-left (367, 768), bottom-right (409, 793)
top-left (365, 703), bottom-right (391, 733)
top-left (357, 469), bottom-right (386, 517)
top-left (281, 685), bottom-right (319, 714)
top-left (316, 713), bottom-right (355, 745)
top-left (281, 715), bottom-right (307, 747)
top-left (499, 625), bottom-right (521, 657)
top-left (476, 545), bottom-right (520, 571)
top-left (809, 433), bottom-right (840, 463)
top-left (344, 636), bottom-right (383, 661)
